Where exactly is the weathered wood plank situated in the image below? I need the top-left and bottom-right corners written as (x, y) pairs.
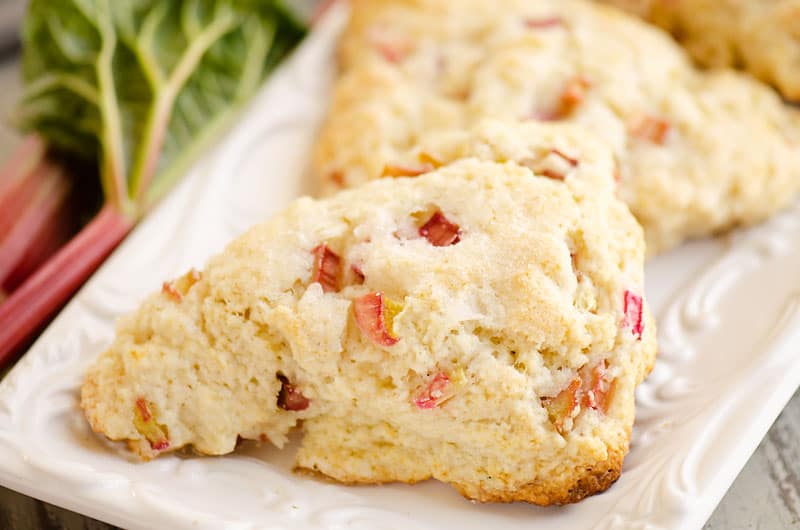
top-left (705, 388), bottom-right (800, 529)
top-left (0, 486), bottom-right (119, 529)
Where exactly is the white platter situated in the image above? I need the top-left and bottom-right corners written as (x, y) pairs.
top-left (2, 5), bottom-right (800, 529)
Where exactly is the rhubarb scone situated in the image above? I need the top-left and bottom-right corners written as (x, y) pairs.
top-left (315, 0), bottom-right (800, 255)
top-left (82, 123), bottom-right (657, 505)
top-left (596, 0), bottom-right (800, 101)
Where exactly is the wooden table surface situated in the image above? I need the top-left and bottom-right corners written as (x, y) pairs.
top-left (1, 47), bottom-right (799, 530)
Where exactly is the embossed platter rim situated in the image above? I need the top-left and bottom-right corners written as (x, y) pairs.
top-left (1, 4), bottom-right (800, 529)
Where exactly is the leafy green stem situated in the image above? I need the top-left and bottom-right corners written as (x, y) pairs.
top-left (235, 20), bottom-right (273, 102)
top-left (21, 73), bottom-right (101, 105)
top-left (142, 93), bottom-right (243, 209)
top-left (130, 11), bottom-right (237, 204)
top-left (95, 0), bottom-right (130, 216)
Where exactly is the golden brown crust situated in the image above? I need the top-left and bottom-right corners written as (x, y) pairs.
top-left (448, 445), bottom-right (625, 505)
top-left (296, 442), bottom-right (627, 506)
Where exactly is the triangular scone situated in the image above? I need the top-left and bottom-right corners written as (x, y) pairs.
top-left (596, 0), bottom-right (800, 101)
top-left (82, 122), bottom-right (657, 505)
top-left (314, 0), bottom-right (800, 255)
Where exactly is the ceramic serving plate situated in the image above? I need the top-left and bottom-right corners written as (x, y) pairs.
top-left (2, 6), bottom-right (800, 529)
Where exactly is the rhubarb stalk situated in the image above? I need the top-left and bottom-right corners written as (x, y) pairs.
top-left (0, 205), bottom-right (133, 364)
top-left (0, 159), bottom-right (71, 288)
top-left (0, 1), bottom-right (306, 366)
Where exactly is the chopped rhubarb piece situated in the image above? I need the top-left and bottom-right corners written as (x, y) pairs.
top-left (524, 16), bottom-right (564, 29)
top-left (419, 211), bottom-right (461, 247)
top-left (353, 291), bottom-right (402, 346)
top-left (329, 170), bottom-right (345, 187)
top-left (543, 377), bottom-right (581, 435)
top-left (135, 397), bottom-right (152, 422)
top-left (162, 281), bottom-right (182, 302)
top-left (570, 252), bottom-right (582, 281)
top-left (414, 372), bottom-right (453, 409)
top-left (623, 290), bottom-right (644, 340)
top-left (150, 439), bottom-right (170, 451)
top-left (371, 36), bottom-right (414, 63)
top-left (351, 264), bottom-right (366, 285)
top-left (559, 76), bottom-right (592, 114)
top-left (550, 149), bottom-right (579, 167)
top-left (277, 375), bottom-right (310, 411)
top-left (161, 269), bottom-right (201, 302)
top-left (381, 163), bottom-right (435, 178)
top-left (543, 149), bottom-right (580, 180)
top-left (531, 76), bottom-right (591, 122)
top-left (520, 149), bottom-right (579, 181)
top-left (175, 269), bottom-right (201, 293)
top-left (418, 151), bottom-right (443, 167)
top-left (311, 243), bottom-right (342, 293)
top-left (539, 169), bottom-right (566, 181)
top-left (579, 362), bottom-right (614, 413)
top-left (630, 115), bottom-right (671, 144)
top-left (133, 397), bottom-right (169, 451)
top-left (531, 109), bottom-right (561, 122)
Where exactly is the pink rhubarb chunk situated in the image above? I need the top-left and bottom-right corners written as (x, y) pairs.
top-left (311, 243), bottom-right (342, 293)
top-left (559, 76), bottom-right (591, 114)
top-left (277, 375), bottom-right (310, 411)
top-left (353, 291), bottom-right (401, 346)
top-left (579, 362), bottom-right (614, 413)
top-left (150, 439), bottom-right (170, 451)
top-left (631, 116), bottom-right (672, 144)
top-left (133, 397), bottom-right (170, 451)
top-left (623, 290), bottom-right (644, 340)
top-left (414, 372), bottom-right (452, 409)
top-left (135, 397), bottom-right (152, 422)
top-left (524, 16), bottom-right (564, 29)
top-left (543, 377), bottom-right (581, 435)
top-left (537, 149), bottom-right (580, 180)
top-left (371, 37), bottom-right (413, 63)
top-left (350, 264), bottom-right (366, 285)
top-left (419, 211), bottom-right (461, 247)
top-left (161, 281), bottom-right (182, 302)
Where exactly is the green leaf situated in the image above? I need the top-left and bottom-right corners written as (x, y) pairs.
top-left (18, 0), bottom-right (306, 218)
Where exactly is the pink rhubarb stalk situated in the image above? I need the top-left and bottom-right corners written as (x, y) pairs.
top-left (0, 205), bottom-right (133, 364)
top-left (0, 160), bottom-right (71, 289)
top-left (311, 0), bottom-right (339, 25)
top-left (0, 136), bottom-right (47, 235)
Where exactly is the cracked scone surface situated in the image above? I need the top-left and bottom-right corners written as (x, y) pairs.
top-left (82, 122), bottom-right (657, 505)
top-left (315, 0), bottom-right (800, 255)
top-left (597, 0), bottom-right (800, 101)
